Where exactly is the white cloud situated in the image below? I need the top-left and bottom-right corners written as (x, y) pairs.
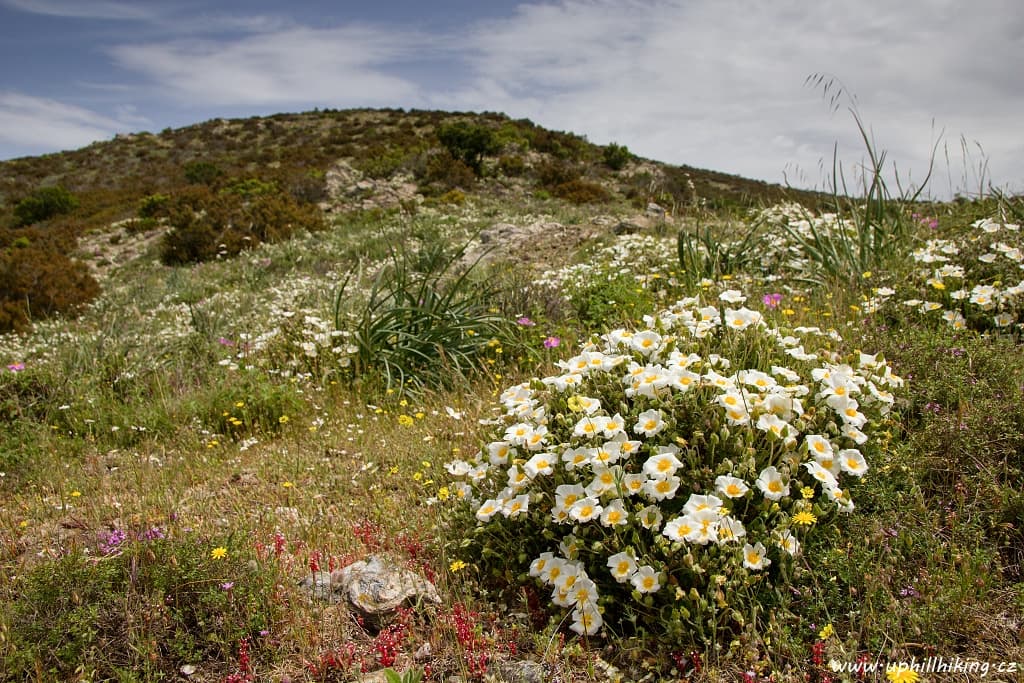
top-left (108, 25), bottom-right (426, 107)
top-left (0, 92), bottom-right (127, 156)
top-left (3, 0), bottom-right (1023, 196)
top-left (1, 0), bottom-right (159, 20)
top-left (437, 0), bottom-right (1024, 197)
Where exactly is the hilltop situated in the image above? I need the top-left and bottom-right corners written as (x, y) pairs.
top-left (0, 108), bottom-right (823, 215)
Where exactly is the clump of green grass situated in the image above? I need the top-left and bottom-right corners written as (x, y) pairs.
top-left (186, 368), bottom-right (307, 442)
top-left (333, 240), bottom-right (516, 394)
top-left (2, 530), bottom-right (287, 681)
top-left (677, 218), bottom-right (762, 289)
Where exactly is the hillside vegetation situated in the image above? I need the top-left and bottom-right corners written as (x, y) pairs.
top-left (0, 110), bottom-right (1021, 682)
top-left (0, 108), bottom-right (826, 335)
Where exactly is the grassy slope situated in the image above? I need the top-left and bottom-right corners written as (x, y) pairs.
top-left (0, 111), bottom-right (1021, 682)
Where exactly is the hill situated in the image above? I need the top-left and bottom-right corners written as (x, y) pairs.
top-left (0, 108), bottom-right (824, 216)
top-left (0, 108), bottom-right (828, 334)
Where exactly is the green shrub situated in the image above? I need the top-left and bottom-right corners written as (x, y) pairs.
top-left (417, 152), bottom-right (477, 195)
top-left (603, 142), bottom-right (632, 171)
top-left (223, 177), bottom-right (278, 198)
top-left (12, 185), bottom-right (78, 226)
top-left (183, 160), bottom-right (224, 186)
top-left (496, 154), bottom-right (527, 177)
top-left (0, 244), bottom-right (100, 333)
top-left (523, 125), bottom-right (587, 160)
top-left (438, 189), bottom-right (466, 206)
top-left (158, 186), bottom-right (235, 264)
top-left (0, 365), bottom-right (60, 428)
top-left (535, 159), bottom-right (580, 189)
top-left (287, 170), bottom-right (328, 204)
top-left (567, 270), bottom-right (653, 328)
top-left (137, 193), bottom-right (170, 218)
top-left (552, 179), bottom-right (610, 205)
top-left (188, 370), bottom-right (307, 440)
top-left (354, 144), bottom-right (419, 179)
top-left (436, 122), bottom-right (500, 176)
top-left (159, 186), bottom-right (325, 265)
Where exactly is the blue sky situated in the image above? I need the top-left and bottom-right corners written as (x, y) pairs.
top-left (2, 0), bottom-right (1022, 198)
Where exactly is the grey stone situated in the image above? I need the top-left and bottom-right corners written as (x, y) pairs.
top-left (614, 220), bottom-right (645, 235)
top-left (460, 220), bottom-right (598, 269)
top-left (413, 642), bottom-right (433, 661)
top-left (489, 661), bottom-right (545, 683)
top-left (335, 555), bottom-right (441, 629)
top-left (646, 201), bottom-right (666, 217)
top-left (298, 570), bottom-right (339, 603)
top-left (321, 160), bottom-right (422, 213)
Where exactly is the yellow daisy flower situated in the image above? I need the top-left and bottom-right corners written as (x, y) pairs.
top-left (792, 511), bottom-right (818, 525)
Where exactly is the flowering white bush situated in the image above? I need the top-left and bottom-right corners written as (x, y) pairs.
top-left (857, 216), bottom-right (1024, 333)
top-left (535, 234), bottom-right (677, 297)
top-left (445, 288), bottom-right (903, 640)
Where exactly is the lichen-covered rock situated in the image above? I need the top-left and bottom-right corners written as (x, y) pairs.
top-left (297, 570), bottom-right (338, 603)
top-left (460, 219), bottom-right (599, 269)
top-left (334, 555), bottom-right (441, 629)
top-left (320, 160), bottom-right (421, 213)
top-left (490, 660), bottom-right (546, 683)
